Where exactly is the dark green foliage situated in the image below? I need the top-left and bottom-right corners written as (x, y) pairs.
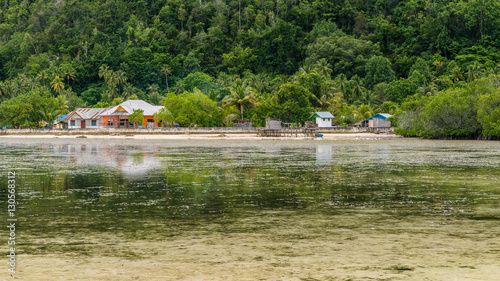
top-left (419, 90), bottom-right (481, 138)
top-left (222, 45), bottom-right (257, 75)
top-left (93, 102), bottom-right (110, 108)
top-left (182, 72), bottom-right (214, 94)
top-left (0, 91), bottom-right (67, 128)
top-left (256, 20), bottom-right (302, 75)
top-left (397, 78), bottom-right (499, 138)
top-left (275, 83), bottom-right (312, 124)
top-left (129, 109), bottom-right (144, 128)
top-left (164, 90), bottom-right (220, 127)
top-left (0, 0), bottom-right (499, 133)
top-left (364, 56), bottom-right (395, 90)
top-left (386, 78), bottom-right (419, 104)
top-left (81, 87), bottom-right (102, 105)
top-left (305, 35), bottom-right (381, 78)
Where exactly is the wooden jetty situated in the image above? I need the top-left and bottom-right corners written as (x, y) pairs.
top-left (259, 117), bottom-right (317, 137)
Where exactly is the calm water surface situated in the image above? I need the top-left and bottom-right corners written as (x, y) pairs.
top-left (1, 138), bottom-right (499, 255)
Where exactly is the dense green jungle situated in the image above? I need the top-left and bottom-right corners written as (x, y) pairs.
top-left (0, 0), bottom-right (499, 137)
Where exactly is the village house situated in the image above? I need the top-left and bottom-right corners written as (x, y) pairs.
top-left (264, 117), bottom-right (282, 129)
top-left (310, 112), bottom-right (335, 128)
top-left (66, 108), bottom-right (108, 129)
top-left (362, 113), bottom-right (393, 128)
top-left (99, 100), bottom-right (164, 128)
top-left (54, 114), bottom-right (69, 129)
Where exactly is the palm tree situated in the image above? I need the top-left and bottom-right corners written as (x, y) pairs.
top-left (301, 63), bottom-right (315, 75)
top-left (357, 104), bottom-right (374, 120)
top-left (147, 84), bottom-right (161, 105)
top-left (50, 76), bottom-right (65, 94)
top-left (54, 95), bottom-right (69, 114)
top-left (147, 83), bottom-right (159, 95)
top-left (160, 64), bottom-right (172, 93)
top-left (486, 65), bottom-right (500, 87)
top-left (319, 80), bottom-right (336, 99)
top-left (352, 85), bottom-right (363, 101)
top-left (358, 90), bottom-right (378, 107)
top-left (105, 85), bottom-right (118, 100)
top-left (36, 70), bottom-right (49, 86)
top-left (105, 70), bottom-right (118, 87)
top-left (254, 73), bottom-right (270, 93)
top-left (450, 66), bottom-right (463, 82)
top-left (100, 91), bottom-right (112, 103)
top-left (175, 80), bottom-right (184, 94)
top-left (466, 62), bottom-right (483, 82)
top-left (98, 64), bottom-right (110, 81)
top-left (60, 65), bottom-right (76, 86)
top-left (222, 79), bottom-right (257, 120)
top-left (123, 83), bottom-right (138, 98)
top-left (28, 76), bottom-right (39, 90)
top-left (416, 83), bottom-right (437, 97)
top-left (316, 58), bottom-right (333, 77)
top-left (318, 95), bottom-right (331, 110)
top-left (216, 72), bottom-right (236, 89)
top-left (114, 70), bottom-right (128, 94)
top-left (335, 73), bottom-right (347, 101)
top-left (349, 75), bottom-right (364, 103)
top-left (18, 73), bottom-right (29, 85)
top-left (0, 81), bottom-right (15, 99)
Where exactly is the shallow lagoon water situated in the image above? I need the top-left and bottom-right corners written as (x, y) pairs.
top-left (1, 138), bottom-right (500, 280)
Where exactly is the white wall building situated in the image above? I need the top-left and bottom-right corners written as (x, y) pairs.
top-left (66, 108), bottom-right (108, 129)
top-left (310, 112), bottom-right (335, 127)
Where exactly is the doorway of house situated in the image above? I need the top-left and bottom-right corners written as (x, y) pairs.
top-left (81, 120), bottom-right (86, 129)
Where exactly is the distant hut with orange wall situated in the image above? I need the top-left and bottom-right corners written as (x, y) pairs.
top-left (100, 100), bottom-right (164, 128)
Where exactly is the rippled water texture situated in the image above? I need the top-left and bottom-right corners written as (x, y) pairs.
top-left (1, 138), bottom-right (499, 280)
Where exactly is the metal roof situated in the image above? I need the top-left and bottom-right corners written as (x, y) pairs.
top-left (56, 114), bottom-right (69, 121)
top-left (310, 112), bottom-right (334, 119)
top-left (100, 100), bottom-right (164, 116)
top-left (66, 108), bottom-right (108, 120)
top-left (364, 113), bottom-right (392, 121)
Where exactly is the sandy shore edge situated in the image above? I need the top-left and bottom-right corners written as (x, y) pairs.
top-left (0, 132), bottom-right (402, 140)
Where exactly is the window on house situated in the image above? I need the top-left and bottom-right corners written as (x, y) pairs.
top-left (323, 118), bottom-right (326, 122)
top-left (91, 120), bottom-right (97, 126)
top-left (70, 121), bottom-right (75, 126)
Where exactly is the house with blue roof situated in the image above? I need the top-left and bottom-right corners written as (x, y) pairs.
top-left (54, 114), bottom-right (69, 129)
top-left (310, 112), bottom-right (334, 128)
top-left (363, 113), bottom-right (392, 128)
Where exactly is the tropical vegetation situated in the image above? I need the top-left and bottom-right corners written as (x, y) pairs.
top-left (0, 0), bottom-right (498, 137)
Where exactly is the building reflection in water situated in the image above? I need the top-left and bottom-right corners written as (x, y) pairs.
top-left (54, 144), bottom-right (162, 176)
top-left (316, 145), bottom-right (333, 165)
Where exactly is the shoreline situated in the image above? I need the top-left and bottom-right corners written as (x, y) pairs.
top-left (0, 132), bottom-right (402, 140)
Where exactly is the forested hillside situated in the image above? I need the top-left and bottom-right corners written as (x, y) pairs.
top-left (1, 0), bottom-right (500, 136)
